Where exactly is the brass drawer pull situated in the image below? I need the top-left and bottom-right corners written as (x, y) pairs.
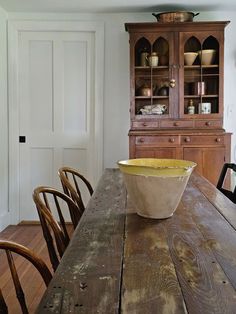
top-left (174, 122), bottom-right (179, 126)
top-left (206, 121), bottom-right (211, 126)
top-left (215, 138), bottom-right (221, 143)
top-left (169, 138), bottom-right (175, 143)
top-left (184, 137), bottom-right (191, 142)
top-left (142, 122), bottom-right (148, 127)
top-left (138, 138), bottom-right (145, 143)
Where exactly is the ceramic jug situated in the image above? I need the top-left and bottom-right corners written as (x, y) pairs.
top-left (147, 52), bottom-right (158, 67)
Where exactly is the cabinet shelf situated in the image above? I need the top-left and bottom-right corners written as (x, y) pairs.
top-left (135, 96), bottom-right (169, 99)
top-left (184, 65), bottom-right (219, 69)
top-left (184, 74), bottom-right (220, 78)
top-left (152, 75), bottom-right (169, 79)
top-left (184, 95), bottom-right (219, 98)
top-left (135, 66), bottom-right (169, 70)
top-left (136, 114), bottom-right (169, 117)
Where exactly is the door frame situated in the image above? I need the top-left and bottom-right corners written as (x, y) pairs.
top-left (8, 20), bottom-right (104, 224)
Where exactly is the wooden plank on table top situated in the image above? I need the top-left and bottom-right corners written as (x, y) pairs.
top-left (190, 172), bottom-right (236, 229)
top-left (36, 169), bottom-right (127, 314)
top-left (123, 191), bottom-right (236, 314)
top-left (121, 200), bottom-right (187, 314)
top-left (181, 180), bottom-right (236, 290)
top-left (166, 197), bottom-right (236, 314)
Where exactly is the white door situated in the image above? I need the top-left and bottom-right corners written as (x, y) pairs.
top-left (18, 31), bottom-right (96, 221)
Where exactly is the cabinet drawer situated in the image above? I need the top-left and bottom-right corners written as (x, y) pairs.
top-left (132, 121), bottom-right (159, 129)
top-left (160, 120), bottom-right (193, 128)
top-left (136, 135), bottom-right (180, 146)
top-left (181, 135), bottom-right (224, 145)
top-left (195, 120), bottom-right (222, 128)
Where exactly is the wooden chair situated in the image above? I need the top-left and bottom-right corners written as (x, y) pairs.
top-left (33, 186), bottom-right (82, 271)
top-left (216, 163), bottom-right (236, 203)
top-left (58, 166), bottom-right (93, 213)
top-left (0, 240), bottom-right (52, 314)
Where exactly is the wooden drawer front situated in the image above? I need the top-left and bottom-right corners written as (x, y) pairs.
top-left (136, 135), bottom-right (179, 146)
top-left (132, 121), bottom-right (159, 128)
top-left (160, 120), bottom-right (193, 128)
top-left (195, 120), bottom-right (222, 129)
top-left (181, 135), bottom-right (224, 145)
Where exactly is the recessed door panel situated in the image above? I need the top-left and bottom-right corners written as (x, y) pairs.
top-left (18, 31), bottom-right (95, 221)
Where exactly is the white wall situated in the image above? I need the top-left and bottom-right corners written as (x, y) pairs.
top-left (0, 10), bottom-right (236, 229)
top-left (0, 7), bottom-right (9, 231)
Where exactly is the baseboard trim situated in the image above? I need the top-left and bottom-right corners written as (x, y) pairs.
top-left (18, 220), bottom-right (41, 225)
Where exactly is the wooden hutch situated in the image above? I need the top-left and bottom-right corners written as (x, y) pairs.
top-left (125, 21), bottom-right (231, 186)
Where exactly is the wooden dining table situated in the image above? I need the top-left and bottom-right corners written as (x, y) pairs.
top-left (36, 168), bottom-right (236, 313)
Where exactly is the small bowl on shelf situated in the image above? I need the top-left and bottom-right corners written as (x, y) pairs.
top-left (198, 49), bottom-right (216, 65)
top-left (118, 158), bottom-right (196, 219)
top-left (184, 52), bottom-right (198, 66)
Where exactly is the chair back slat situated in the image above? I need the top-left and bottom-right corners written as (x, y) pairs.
top-left (59, 173), bottom-right (85, 212)
top-left (0, 240), bottom-right (52, 313)
top-left (72, 173), bottom-right (82, 199)
top-left (53, 195), bottom-right (70, 243)
top-left (40, 206), bottom-right (67, 258)
top-left (36, 204), bottom-right (60, 272)
top-left (6, 250), bottom-right (28, 314)
top-left (42, 192), bottom-right (50, 210)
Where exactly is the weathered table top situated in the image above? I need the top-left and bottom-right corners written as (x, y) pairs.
top-left (37, 168), bottom-right (236, 314)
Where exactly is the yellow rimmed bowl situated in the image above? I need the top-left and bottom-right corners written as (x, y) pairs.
top-left (184, 52), bottom-right (198, 66)
top-left (118, 158), bottom-right (196, 219)
top-left (198, 49), bottom-right (216, 65)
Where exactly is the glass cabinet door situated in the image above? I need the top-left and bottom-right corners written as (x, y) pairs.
top-left (179, 32), bottom-right (222, 117)
top-left (132, 33), bottom-right (174, 119)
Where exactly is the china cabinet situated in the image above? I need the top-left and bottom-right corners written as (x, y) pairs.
top-left (125, 21), bottom-right (231, 186)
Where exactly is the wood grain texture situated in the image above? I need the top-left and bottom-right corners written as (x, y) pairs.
top-left (181, 177), bottom-right (236, 290)
top-left (166, 198), bottom-right (236, 314)
top-left (36, 169), bottom-right (236, 314)
top-left (121, 201), bottom-right (187, 314)
top-left (190, 172), bottom-right (236, 229)
top-left (36, 169), bottom-right (127, 313)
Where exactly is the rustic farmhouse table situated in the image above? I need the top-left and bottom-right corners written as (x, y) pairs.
top-left (37, 168), bottom-right (236, 313)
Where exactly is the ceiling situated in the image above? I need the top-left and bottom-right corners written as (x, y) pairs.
top-left (0, 0), bottom-right (236, 13)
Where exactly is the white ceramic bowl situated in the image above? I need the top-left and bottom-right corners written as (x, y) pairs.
top-left (198, 49), bottom-right (216, 65)
top-left (118, 158), bottom-right (196, 219)
top-left (184, 52), bottom-right (198, 66)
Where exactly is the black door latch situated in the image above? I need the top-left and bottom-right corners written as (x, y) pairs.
top-left (19, 136), bottom-right (26, 143)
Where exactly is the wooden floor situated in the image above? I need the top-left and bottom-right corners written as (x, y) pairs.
top-left (0, 224), bottom-right (72, 313)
